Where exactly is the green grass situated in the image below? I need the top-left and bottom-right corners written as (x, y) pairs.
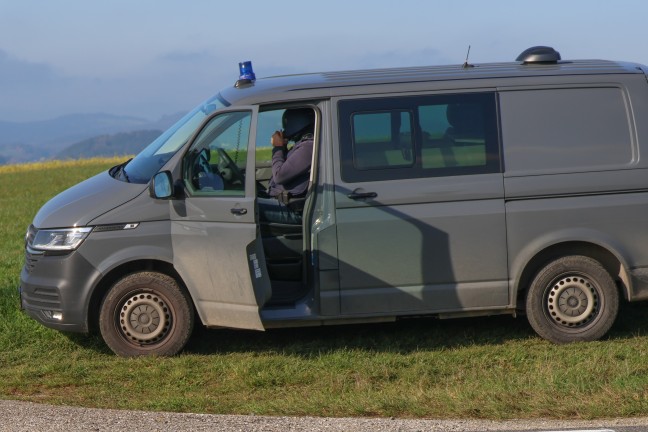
top-left (3, 157), bottom-right (648, 419)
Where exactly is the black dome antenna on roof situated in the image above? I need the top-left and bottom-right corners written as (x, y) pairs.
top-left (516, 46), bottom-right (561, 64)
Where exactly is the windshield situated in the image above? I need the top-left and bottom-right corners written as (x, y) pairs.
top-left (112, 93), bottom-right (229, 183)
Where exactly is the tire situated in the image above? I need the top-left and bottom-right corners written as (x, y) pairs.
top-left (99, 272), bottom-right (194, 356)
top-left (526, 255), bottom-right (619, 344)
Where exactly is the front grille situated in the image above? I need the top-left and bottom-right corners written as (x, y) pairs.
top-left (25, 249), bottom-right (43, 273)
top-left (24, 247), bottom-right (43, 274)
top-left (24, 225), bottom-right (41, 274)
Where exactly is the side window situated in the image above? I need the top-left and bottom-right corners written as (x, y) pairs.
top-left (352, 110), bottom-right (414, 169)
top-left (419, 103), bottom-right (488, 169)
top-left (338, 93), bottom-right (499, 182)
top-left (183, 111), bottom-right (250, 196)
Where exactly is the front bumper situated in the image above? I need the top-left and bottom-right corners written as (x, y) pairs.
top-left (19, 246), bottom-right (101, 333)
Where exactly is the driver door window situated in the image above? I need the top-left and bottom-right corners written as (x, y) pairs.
top-left (183, 111), bottom-right (251, 196)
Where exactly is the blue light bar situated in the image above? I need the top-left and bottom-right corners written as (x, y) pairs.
top-left (238, 61), bottom-right (256, 81)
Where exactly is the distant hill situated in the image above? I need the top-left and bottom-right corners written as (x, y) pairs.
top-left (0, 141), bottom-right (41, 164)
top-left (55, 130), bottom-right (163, 160)
top-left (0, 111), bottom-right (184, 164)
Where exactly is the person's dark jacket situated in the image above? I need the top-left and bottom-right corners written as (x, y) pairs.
top-left (267, 134), bottom-right (313, 198)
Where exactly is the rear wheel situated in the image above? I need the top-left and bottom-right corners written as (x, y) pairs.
top-left (526, 255), bottom-right (619, 343)
top-left (99, 272), bottom-right (194, 356)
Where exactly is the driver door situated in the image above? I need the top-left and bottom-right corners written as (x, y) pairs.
top-left (169, 106), bottom-right (271, 330)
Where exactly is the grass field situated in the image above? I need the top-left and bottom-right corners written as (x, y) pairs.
top-left (2, 158), bottom-right (648, 419)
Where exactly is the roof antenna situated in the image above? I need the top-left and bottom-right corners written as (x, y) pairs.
top-left (462, 45), bottom-right (474, 69)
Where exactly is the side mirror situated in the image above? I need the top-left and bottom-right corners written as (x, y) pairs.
top-left (150, 171), bottom-right (174, 199)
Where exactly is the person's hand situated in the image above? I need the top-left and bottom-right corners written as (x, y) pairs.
top-left (271, 131), bottom-right (288, 147)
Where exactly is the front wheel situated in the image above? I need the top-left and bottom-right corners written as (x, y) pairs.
top-left (99, 272), bottom-right (194, 356)
top-left (526, 255), bottom-right (619, 344)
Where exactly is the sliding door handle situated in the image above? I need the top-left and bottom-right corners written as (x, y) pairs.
top-left (347, 191), bottom-right (377, 200)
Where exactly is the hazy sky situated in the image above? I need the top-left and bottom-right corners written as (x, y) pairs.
top-left (1, 0), bottom-right (647, 122)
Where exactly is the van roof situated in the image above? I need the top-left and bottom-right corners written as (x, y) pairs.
top-left (219, 59), bottom-right (647, 106)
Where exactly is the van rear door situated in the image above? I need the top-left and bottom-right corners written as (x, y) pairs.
top-left (169, 106), bottom-right (271, 330)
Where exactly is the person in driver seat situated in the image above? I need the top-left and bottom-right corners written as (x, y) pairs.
top-left (258, 108), bottom-right (315, 224)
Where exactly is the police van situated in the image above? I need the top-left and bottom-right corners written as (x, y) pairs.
top-left (20, 46), bottom-right (648, 356)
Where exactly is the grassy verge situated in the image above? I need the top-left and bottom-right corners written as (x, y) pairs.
top-left (2, 158), bottom-right (648, 419)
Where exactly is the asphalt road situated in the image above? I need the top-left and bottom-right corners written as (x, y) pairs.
top-left (2, 400), bottom-right (648, 432)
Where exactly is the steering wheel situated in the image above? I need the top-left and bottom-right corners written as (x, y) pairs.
top-left (216, 148), bottom-right (245, 185)
top-left (193, 149), bottom-right (224, 190)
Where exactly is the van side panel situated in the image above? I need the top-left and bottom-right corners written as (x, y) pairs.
top-left (335, 177), bottom-right (509, 314)
top-left (500, 81), bottom-right (648, 300)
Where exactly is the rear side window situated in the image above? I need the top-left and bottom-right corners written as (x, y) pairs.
top-left (500, 87), bottom-right (634, 174)
top-left (338, 93), bottom-right (500, 182)
top-left (351, 110), bottom-right (414, 170)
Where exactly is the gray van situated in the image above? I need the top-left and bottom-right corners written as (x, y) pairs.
top-left (20, 46), bottom-right (648, 356)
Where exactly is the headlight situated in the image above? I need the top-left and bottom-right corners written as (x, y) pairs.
top-left (31, 227), bottom-right (93, 251)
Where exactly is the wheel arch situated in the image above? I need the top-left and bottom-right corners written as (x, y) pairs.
top-left (514, 241), bottom-right (631, 309)
top-left (87, 259), bottom-right (191, 333)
